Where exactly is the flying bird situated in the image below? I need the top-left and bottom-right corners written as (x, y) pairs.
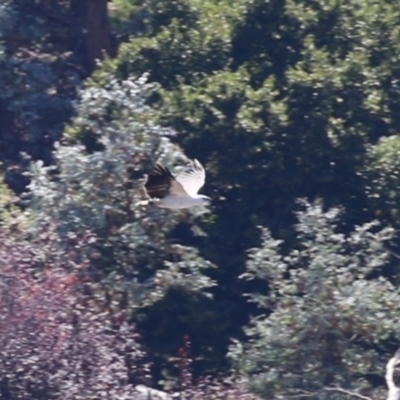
top-left (144, 159), bottom-right (210, 209)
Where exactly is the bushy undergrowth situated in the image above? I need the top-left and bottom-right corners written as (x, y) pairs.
top-left (0, 223), bottom-right (148, 400)
top-left (231, 200), bottom-right (400, 399)
top-left (0, 220), bottom-right (257, 399)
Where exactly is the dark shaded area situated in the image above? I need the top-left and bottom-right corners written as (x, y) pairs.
top-left (2, 0), bottom-right (400, 396)
top-left (0, 0), bottom-right (112, 193)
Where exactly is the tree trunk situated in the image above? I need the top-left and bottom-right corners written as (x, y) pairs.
top-left (71, 0), bottom-right (111, 74)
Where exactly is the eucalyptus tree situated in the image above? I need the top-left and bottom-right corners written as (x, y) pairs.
top-left (231, 201), bottom-right (400, 399)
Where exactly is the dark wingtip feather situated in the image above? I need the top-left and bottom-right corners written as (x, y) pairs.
top-left (144, 164), bottom-right (175, 199)
top-left (152, 164), bottom-right (175, 179)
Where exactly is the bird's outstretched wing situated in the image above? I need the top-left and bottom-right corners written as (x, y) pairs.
top-left (175, 159), bottom-right (205, 197)
top-left (144, 164), bottom-right (187, 199)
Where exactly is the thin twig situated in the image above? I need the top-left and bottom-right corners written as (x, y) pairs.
top-left (324, 387), bottom-right (372, 400)
top-left (287, 387), bottom-right (372, 400)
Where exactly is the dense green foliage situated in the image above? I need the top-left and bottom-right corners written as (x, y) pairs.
top-left (102, 0), bottom-right (400, 383)
top-left (231, 201), bottom-right (399, 399)
top-left (2, 0), bottom-right (400, 398)
top-left (364, 136), bottom-right (400, 225)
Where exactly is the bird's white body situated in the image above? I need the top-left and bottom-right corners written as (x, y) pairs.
top-left (144, 159), bottom-right (210, 209)
top-left (158, 194), bottom-right (209, 209)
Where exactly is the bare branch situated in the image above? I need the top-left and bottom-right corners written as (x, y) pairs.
top-left (287, 387), bottom-right (372, 400)
top-left (324, 387), bottom-right (372, 400)
top-left (386, 349), bottom-right (400, 400)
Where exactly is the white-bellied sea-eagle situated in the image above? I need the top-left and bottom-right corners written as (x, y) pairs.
top-left (144, 159), bottom-right (210, 209)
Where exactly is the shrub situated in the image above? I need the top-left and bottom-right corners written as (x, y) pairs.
top-left (0, 222), bottom-right (147, 400)
top-left (231, 200), bottom-right (400, 399)
top-left (25, 73), bottom-right (214, 307)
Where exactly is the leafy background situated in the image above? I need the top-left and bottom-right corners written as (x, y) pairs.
top-left (1, 0), bottom-right (400, 398)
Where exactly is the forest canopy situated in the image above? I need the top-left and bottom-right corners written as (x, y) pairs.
top-left (1, 0), bottom-right (400, 399)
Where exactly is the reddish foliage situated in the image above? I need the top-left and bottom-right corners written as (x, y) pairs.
top-left (0, 224), bottom-right (148, 400)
